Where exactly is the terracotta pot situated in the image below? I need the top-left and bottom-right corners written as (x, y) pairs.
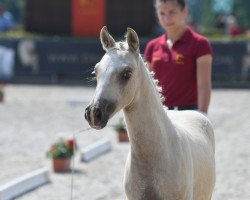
top-left (52, 158), bottom-right (71, 172)
top-left (118, 131), bottom-right (129, 142)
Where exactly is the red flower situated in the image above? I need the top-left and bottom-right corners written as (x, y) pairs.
top-left (67, 139), bottom-right (76, 149)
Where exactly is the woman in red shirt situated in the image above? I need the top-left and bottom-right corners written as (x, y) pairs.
top-left (145, 0), bottom-right (212, 114)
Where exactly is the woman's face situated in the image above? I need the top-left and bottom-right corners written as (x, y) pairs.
top-left (156, 1), bottom-right (187, 32)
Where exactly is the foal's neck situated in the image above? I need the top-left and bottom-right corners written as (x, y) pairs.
top-left (123, 59), bottom-right (174, 164)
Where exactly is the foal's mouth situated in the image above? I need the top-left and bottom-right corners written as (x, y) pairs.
top-left (87, 116), bottom-right (108, 130)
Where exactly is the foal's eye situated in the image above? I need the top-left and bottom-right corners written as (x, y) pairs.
top-left (121, 69), bottom-right (132, 81)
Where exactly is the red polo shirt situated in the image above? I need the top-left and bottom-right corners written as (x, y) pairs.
top-left (144, 27), bottom-right (212, 107)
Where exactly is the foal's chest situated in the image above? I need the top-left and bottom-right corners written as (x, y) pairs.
top-left (140, 185), bottom-right (162, 200)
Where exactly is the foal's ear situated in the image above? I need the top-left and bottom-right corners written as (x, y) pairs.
top-left (126, 27), bottom-right (139, 53)
top-left (100, 26), bottom-right (115, 51)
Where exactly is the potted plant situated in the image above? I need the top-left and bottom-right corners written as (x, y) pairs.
top-left (46, 138), bottom-right (77, 172)
top-left (0, 83), bottom-right (5, 102)
top-left (113, 118), bottom-right (129, 142)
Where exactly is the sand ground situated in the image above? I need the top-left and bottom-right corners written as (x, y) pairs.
top-left (0, 85), bottom-right (250, 200)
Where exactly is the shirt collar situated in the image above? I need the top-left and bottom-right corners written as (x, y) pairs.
top-left (178, 26), bottom-right (193, 43)
top-left (161, 26), bottom-right (193, 45)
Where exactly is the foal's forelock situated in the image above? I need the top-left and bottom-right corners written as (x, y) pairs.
top-left (104, 41), bottom-right (129, 52)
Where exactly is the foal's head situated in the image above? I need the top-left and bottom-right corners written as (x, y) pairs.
top-left (85, 26), bottom-right (142, 129)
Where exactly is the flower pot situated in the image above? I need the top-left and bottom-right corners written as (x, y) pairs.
top-left (118, 131), bottom-right (129, 142)
top-left (52, 158), bottom-right (71, 172)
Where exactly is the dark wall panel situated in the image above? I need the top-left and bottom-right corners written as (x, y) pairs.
top-left (106, 0), bottom-right (155, 36)
top-left (25, 0), bottom-right (71, 35)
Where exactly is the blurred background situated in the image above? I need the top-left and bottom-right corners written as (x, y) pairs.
top-left (0, 0), bottom-right (250, 87)
top-left (1, 1), bottom-right (250, 200)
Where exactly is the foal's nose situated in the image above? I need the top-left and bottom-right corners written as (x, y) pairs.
top-left (85, 98), bottom-right (116, 129)
top-left (85, 105), bottom-right (104, 129)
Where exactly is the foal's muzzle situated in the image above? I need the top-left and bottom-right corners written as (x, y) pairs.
top-left (85, 99), bottom-right (116, 130)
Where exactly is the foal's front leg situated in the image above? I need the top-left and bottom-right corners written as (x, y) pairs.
top-left (124, 170), bottom-right (142, 199)
top-left (124, 159), bottom-right (161, 199)
top-left (123, 155), bottom-right (145, 200)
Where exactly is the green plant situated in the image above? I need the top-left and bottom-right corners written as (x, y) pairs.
top-left (0, 84), bottom-right (4, 96)
top-left (46, 138), bottom-right (76, 159)
top-left (113, 118), bottom-right (127, 133)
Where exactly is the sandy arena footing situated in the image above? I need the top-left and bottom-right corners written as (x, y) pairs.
top-left (0, 85), bottom-right (250, 200)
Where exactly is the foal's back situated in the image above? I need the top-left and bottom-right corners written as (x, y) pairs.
top-left (167, 110), bottom-right (215, 150)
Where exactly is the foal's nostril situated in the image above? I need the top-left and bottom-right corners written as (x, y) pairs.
top-left (85, 107), bottom-right (90, 121)
top-left (84, 110), bottom-right (88, 120)
top-left (94, 108), bottom-right (102, 121)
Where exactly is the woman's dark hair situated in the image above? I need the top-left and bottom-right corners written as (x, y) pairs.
top-left (155, 0), bottom-right (186, 10)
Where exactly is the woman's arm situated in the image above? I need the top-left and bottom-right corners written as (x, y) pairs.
top-left (196, 54), bottom-right (212, 114)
